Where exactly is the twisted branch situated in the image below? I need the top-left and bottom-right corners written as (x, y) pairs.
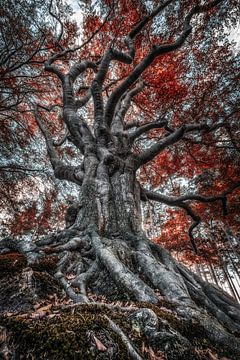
top-left (141, 182), bottom-right (240, 252)
top-left (34, 105), bottom-right (84, 185)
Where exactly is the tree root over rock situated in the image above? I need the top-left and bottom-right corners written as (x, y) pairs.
top-left (1, 301), bottom-right (237, 360)
top-left (1, 230), bottom-right (240, 359)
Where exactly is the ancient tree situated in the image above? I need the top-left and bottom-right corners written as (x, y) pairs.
top-left (1, 0), bottom-right (240, 358)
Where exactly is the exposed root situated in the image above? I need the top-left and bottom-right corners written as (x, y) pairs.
top-left (90, 231), bottom-right (159, 303)
top-left (175, 262), bottom-right (240, 333)
top-left (104, 315), bottom-right (144, 360)
top-left (1, 229), bottom-right (240, 358)
top-left (129, 308), bottom-right (192, 357)
top-left (0, 236), bottom-right (42, 263)
top-left (61, 301), bottom-right (139, 313)
top-left (44, 236), bottom-right (89, 253)
top-left (135, 240), bottom-right (192, 305)
top-left (70, 260), bottom-right (99, 297)
top-left (35, 228), bottom-right (79, 246)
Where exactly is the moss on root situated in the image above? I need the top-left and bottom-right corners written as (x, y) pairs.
top-left (0, 255), bottom-right (238, 359)
top-left (140, 302), bottom-right (240, 360)
top-left (1, 302), bottom-right (239, 360)
top-left (0, 305), bottom-right (130, 359)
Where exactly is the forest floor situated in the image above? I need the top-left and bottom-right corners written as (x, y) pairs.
top-left (0, 252), bottom-right (238, 360)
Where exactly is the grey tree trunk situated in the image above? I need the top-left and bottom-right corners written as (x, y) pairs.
top-left (2, 158), bottom-right (240, 358)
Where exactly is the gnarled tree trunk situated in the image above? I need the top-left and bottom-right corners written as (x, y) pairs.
top-left (1, 1), bottom-right (240, 358)
top-left (1, 148), bottom-right (240, 358)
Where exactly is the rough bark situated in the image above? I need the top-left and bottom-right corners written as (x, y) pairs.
top-left (1, 161), bottom-right (240, 358)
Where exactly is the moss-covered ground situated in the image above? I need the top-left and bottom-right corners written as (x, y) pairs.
top-left (0, 253), bottom-right (239, 359)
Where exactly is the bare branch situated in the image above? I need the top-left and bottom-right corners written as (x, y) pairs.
top-left (112, 0), bottom-right (175, 65)
top-left (34, 106), bottom-right (58, 167)
top-left (129, 119), bottom-right (167, 143)
top-left (65, 4), bottom-right (113, 54)
top-left (4, 35), bottom-right (46, 74)
top-left (49, 0), bottom-right (64, 46)
top-left (141, 181), bottom-right (240, 253)
top-left (136, 120), bottom-right (226, 167)
top-left (141, 183), bottom-right (240, 211)
top-left (141, 188), bottom-right (200, 253)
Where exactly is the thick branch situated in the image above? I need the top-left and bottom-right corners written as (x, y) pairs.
top-left (136, 121), bottom-right (219, 167)
top-left (104, 0), bottom-right (223, 127)
top-left (45, 55), bottom-right (96, 111)
top-left (129, 119), bottom-right (167, 142)
top-left (136, 125), bottom-right (185, 167)
top-left (75, 89), bottom-right (92, 109)
top-left (111, 81), bottom-right (144, 133)
top-left (34, 106), bottom-right (84, 185)
top-left (61, 76), bottom-right (94, 152)
top-left (68, 60), bottom-right (97, 82)
top-left (82, 1), bottom-right (174, 134)
top-left (44, 51), bottom-right (66, 81)
top-left (124, 120), bottom-right (140, 130)
top-left (91, 50), bottom-right (113, 137)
